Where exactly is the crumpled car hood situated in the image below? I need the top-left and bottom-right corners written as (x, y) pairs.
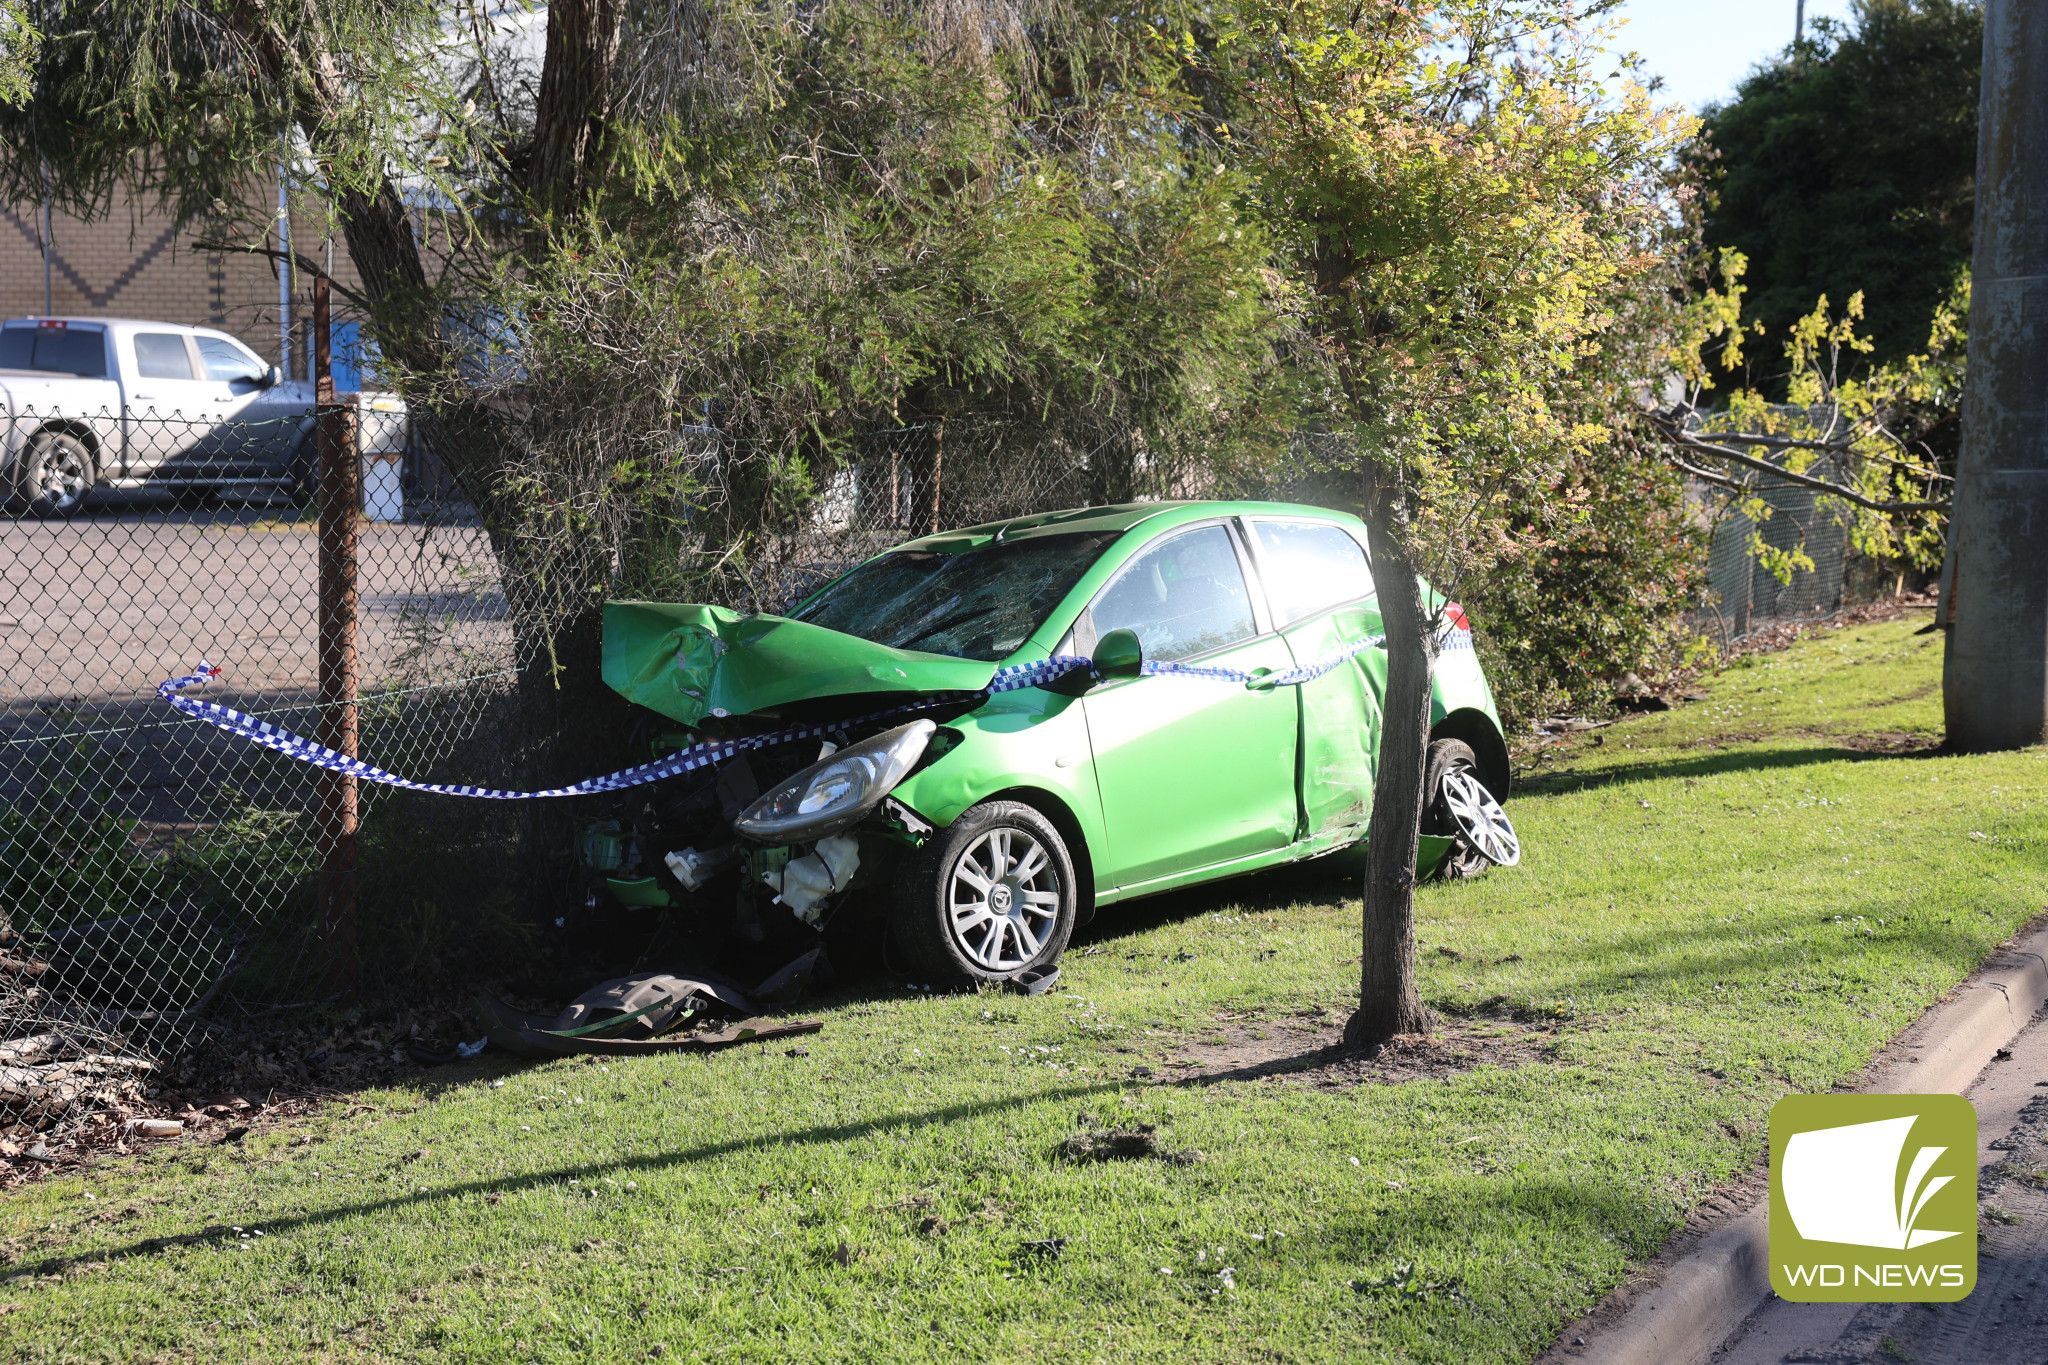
top-left (602, 601), bottom-right (999, 726)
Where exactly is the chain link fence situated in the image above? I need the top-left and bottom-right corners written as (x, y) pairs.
top-left (1697, 483), bottom-right (1852, 648)
top-left (2, 400), bottom-right (516, 1125)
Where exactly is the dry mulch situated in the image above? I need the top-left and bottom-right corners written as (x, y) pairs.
top-left (0, 1004), bottom-right (480, 1191)
top-left (1711, 594), bottom-right (1937, 667)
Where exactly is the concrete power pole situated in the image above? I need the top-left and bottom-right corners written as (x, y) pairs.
top-left (1944, 0), bottom-right (2048, 751)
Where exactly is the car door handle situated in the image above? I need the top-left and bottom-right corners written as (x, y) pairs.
top-left (131, 394), bottom-right (155, 401)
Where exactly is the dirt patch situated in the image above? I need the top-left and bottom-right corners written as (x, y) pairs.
top-left (1825, 730), bottom-right (1943, 755)
top-left (1675, 728), bottom-right (1941, 756)
top-left (1152, 1017), bottom-right (1554, 1089)
top-left (1058, 1123), bottom-right (1205, 1166)
top-left (1715, 597), bottom-right (1935, 665)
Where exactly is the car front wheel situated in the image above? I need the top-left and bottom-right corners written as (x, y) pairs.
top-left (890, 800), bottom-right (1077, 984)
top-left (18, 430), bottom-right (96, 518)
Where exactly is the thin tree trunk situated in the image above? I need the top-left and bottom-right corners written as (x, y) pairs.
top-left (1344, 458), bottom-right (1436, 1047)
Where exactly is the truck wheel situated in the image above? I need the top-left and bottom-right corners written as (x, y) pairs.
top-left (18, 430), bottom-right (96, 518)
top-left (287, 442), bottom-right (315, 510)
top-left (890, 800), bottom-right (1077, 985)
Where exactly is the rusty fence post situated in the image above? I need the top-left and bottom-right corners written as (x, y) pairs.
top-left (927, 419), bottom-right (944, 534)
top-left (312, 273), bottom-right (361, 998)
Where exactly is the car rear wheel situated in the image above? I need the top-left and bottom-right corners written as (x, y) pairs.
top-left (18, 430), bottom-right (95, 518)
top-left (1422, 738), bottom-right (1519, 877)
top-left (890, 800), bottom-right (1077, 984)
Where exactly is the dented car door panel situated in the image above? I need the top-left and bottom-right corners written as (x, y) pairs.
top-left (1285, 601), bottom-right (1387, 846)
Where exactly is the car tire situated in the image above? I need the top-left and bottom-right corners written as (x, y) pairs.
top-left (890, 800), bottom-right (1078, 985)
top-left (1422, 738), bottom-right (1513, 878)
top-left (17, 430), bottom-right (97, 518)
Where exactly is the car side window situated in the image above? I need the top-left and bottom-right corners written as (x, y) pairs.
top-left (133, 333), bottom-right (195, 381)
top-left (197, 336), bottom-right (268, 385)
top-left (1089, 525), bottom-right (1256, 663)
top-left (1251, 520), bottom-right (1375, 625)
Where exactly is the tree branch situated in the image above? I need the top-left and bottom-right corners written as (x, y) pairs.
top-left (1646, 414), bottom-right (1950, 513)
top-left (1666, 452), bottom-right (1751, 494)
top-left (193, 240), bottom-right (372, 309)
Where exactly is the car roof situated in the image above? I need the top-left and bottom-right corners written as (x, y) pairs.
top-left (892, 499), bottom-right (1364, 549)
top-left (2, 317), bottom-right (241, 335)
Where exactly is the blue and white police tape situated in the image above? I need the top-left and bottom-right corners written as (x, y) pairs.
top-left (156, 632), bottom-right (1387, 801)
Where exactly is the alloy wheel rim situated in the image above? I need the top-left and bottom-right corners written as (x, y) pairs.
top-left (1439, 769), bottom-right (1521, 867)
top-left (40, 447), bottom-right (88, 509)
top-left (947, 826), bottom-right (1061, 972)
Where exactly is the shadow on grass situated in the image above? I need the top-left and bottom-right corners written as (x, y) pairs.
top-left (3, 1078), bottom-right (1137, 1283)
top-left (7, 1091), bottom-right (1685, 1324)
top-left (1516, 736), bottom-right (1946, 795)
top-left (1072, 858), bottom-right (1358, 951)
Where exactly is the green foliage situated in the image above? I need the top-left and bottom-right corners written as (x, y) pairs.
top-left (1212, 0), bottom-right (1692, 590)
top-left (0, 0), bottom-right (477, 237)
top-left (482, 0), bottom-right (1293, 609)
top-left (0, 0), bottom-right (38, 106)
top-left (1693, 0), bottom-right (1981, 377)
top-left (1462, 448), bottom-right (1706, 729)
top-left (1670, 250), bottom-right (1962, 576)
top-left (0, 733), bottom-right (171, 927)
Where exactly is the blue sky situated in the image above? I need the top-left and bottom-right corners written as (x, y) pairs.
top-left (1610, 0), bottom-right (1860, 110)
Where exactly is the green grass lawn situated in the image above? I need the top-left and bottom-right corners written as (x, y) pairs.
top-left (5, 610), bottom-right (2044, 1363)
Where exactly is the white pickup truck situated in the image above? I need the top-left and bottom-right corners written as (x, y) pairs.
top-left (1, 316), bottom-right (317, 517)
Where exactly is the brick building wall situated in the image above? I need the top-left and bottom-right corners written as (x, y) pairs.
top-left (1, 174), bottom-right (368, 377)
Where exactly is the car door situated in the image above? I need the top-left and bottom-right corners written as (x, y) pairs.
top-left (121, 330), bottom-right (220, 476)
top-left (1079, 521), bottom-right (1299, 890)
top-left (194, 334), bottom-right (289, 473)
top-left (1243, 517), bottom-right (1385, 842)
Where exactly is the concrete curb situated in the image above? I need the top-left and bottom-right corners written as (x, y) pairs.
top-left (1547, 915), bottom-right (2048, 1365)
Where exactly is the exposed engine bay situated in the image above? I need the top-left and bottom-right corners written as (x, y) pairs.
top-left (567, 692), bottom-right (975, 989)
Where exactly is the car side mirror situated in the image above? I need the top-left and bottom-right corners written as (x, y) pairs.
top-left (1091, 628), bottom-right (1144, 682)
top-left (264, 365), bottom-right (284, 388)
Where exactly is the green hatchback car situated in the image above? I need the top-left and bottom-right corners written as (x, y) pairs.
top-left (601, 500), bottom-right (1517, 985)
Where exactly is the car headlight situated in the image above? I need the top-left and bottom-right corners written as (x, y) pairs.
top-left (733, 720), bottom-right (937, 843)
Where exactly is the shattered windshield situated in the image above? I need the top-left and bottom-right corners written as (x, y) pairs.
top-left (790, 531), bottom-right (1122, 662)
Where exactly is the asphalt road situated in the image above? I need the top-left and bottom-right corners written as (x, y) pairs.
top-left (1713, 1001), bottom-right (2048, 1365)
top-left (3, 489), bottom-right (512, 706)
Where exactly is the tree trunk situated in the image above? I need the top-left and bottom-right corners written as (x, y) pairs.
top-left (528, 0), bottom-right (624, 209)
top-left (328, 179), bottom-right (442, 378)
top-left (1343, 459), bottom-right (1437, 1047)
